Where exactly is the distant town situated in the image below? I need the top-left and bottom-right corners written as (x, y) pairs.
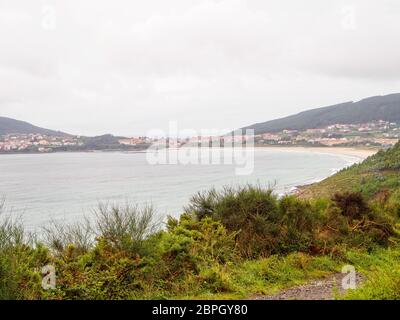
top-left (0, 134), bottom-right (84, 153)
top-left (1, 120), bottom-right (399, 154)
top-left (0, 133), bottom-right (151, 153)
top-left (253, 120), bottom-right (400, 148)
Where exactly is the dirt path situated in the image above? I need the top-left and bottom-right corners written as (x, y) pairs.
top-left (252, 273), bottom-right (363, 300)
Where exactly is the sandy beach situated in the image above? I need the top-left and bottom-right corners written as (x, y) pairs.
top-left (256, 146), bottom-right (378, 161)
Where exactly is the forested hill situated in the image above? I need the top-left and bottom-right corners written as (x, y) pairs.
top-left (0, 117), bottom-right (67, 136)
top-left (243, 93), bottom-right (400, 134)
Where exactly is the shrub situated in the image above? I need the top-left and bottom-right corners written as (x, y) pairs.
top-left (0, 203), bottom-right (48, 300)
top-left (93, 203), bottom-right (160, 254)
top-left (47, 238), bottom-right (151, 300)
top-left (159, 215), bottom-right (237, 278)
top-left (1, 185), bottom-right (399, 300)
top-left (41, 210), bottom-right (237, 299)
top-left (199, 265), bottom-right (233, 293)
top-left (331, 192), bottom-right (369, 220)
top-left (276, 196), bottom-right (321, 253)
top-left (186, 186), bottom-right (321, 257)
top-left (42, 219), bottom-right (93, 256)
top-left (319, 192), bottom-right (399, 251)
top-left (0, 205), bottom-right (25, 251)
top-left (382, 189), bottom-right (400, 219)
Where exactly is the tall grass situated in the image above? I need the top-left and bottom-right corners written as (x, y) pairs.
top-left (0, 200), bottom-right (26, 250)
top-left (94, 203), bottom-right (159, 249)
top-left (342, 247), bottom-right (400, 300)
top-left (0, 200), bottom-right (34, 300)
top-left (41, 202), bottom-right (160, 255)
top-left (42, 218), bottom-right (93, 254)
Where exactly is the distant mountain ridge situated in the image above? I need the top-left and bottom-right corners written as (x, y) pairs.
top-left (243, 93), bottom-right (400, 134)
top-left (0, 117), bottom-right (68, 136)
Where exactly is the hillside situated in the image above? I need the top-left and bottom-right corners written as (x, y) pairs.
top-left (243, 93), bottom-right (400, 134)
top-left (0, 117), bottom-right (67, 136)
top-left (298, 142), bottom-right (400, 199)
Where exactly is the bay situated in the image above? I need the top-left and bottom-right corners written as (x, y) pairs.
top-left (0, 148), bottom-right (361, 231)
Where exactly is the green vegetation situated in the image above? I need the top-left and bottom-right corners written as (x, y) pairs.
top-left (185, 186), bottom-right (396, 258)
top-left (1, 143), bottom-right (400, 300)
top-left (299, 142), bottom-right (400, 200)
top-left (340, 247), bottom-right (400, 300)
top-left (78, 134), bottom-right (150, 151)
top-left (1, 185), bottom-right (399, 299)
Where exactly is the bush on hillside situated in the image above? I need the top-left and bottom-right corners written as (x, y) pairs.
top-left (186, 187), bottom-right (399, 257)
top-left (318, 192), bottom-right (399, 251)
top-left (40, 211), bottom-right (237, 299)
top-left (0, 204), bottom-right (48, 300)
top-left (331, 192), bottom-right (369, 220)
top-left (1, 182), bottom-right (399, 300)
top-left (185, 186), bottom-right (321, 258)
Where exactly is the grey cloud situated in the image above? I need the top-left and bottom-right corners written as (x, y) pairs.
top-left (0, 0), bottom-right (400, 136)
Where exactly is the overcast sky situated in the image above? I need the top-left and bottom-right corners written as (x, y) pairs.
top-left (1, 0), bottom-right (400, 136)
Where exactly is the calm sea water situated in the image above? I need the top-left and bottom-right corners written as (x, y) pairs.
top-left (0, 149), bottom-right (361, 231)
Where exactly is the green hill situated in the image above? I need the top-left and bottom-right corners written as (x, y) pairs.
top-left (243, 93), bottom-right (400, 134)
top-left (298, 142), bottom-right (400, 199)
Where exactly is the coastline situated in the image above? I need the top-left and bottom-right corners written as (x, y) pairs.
top-left (1, 145), bottom-right (381, 228)
top-left (255, 146), bottom-right (379, 196)
top-left (254, 145), bottom-right (378, 160)
top-left (0, 145), bottom-right (380, 158)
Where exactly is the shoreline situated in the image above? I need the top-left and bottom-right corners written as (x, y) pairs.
top-left (254, 145), bottom-right (378, 160)
top-left (1, 145), bottom-right (380, 228)
top-left (0, 145), bottom-right (380, 158)
top-left (255, 146), bottom-right (379, 196)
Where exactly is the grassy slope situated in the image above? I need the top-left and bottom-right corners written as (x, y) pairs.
top-left (174, 246), bottom-right (400, 300)
top-left (342, 246), bottom-right (400, 300)
top-left (298, 143), bottom-right (400, 199)
top-left (178, 253), bottom-right (341, 299)
top-left (215, 144), bottom-right (400, 301)
top-left (291, 143), bottom-right (400, 299)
